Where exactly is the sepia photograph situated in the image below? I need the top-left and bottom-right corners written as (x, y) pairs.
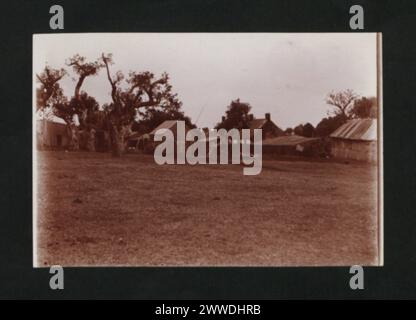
top-left (33, 33), bottom-right (382, 267)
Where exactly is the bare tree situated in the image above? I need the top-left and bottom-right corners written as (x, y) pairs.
top-left (101, 53), bottom-right (180, 157)
top-left (326, 89), bottom-right (358, 119)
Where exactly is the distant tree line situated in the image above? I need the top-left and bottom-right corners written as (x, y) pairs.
top-left (285, 89), bottom-right (378, 138)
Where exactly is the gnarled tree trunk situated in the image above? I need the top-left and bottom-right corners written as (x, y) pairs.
top-left (86, 128), bottom-right (96, 152)
top-left (109, 124), bottom-right (132, 157)
top-left (66, 123), bottom-right (79, 151)
top-left (110, 124), bottom-right (124, 157)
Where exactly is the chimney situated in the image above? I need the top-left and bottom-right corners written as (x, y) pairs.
top-left (265, 113), bottom-right (271, 121)
top-left (222, 116), bottom-right (226, 122)
top-left (248, 114), bottom-right (254, 121)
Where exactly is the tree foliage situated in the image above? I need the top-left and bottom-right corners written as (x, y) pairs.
top-left (36, 55), bottom-right (103, 128)
top-left (133, 107), bottom-right (195, 133)
top-left (36, 53), bottom-right (192, 155)
top-left (101, 53), bottom-right (184, 156)
top-left (215, 99), bottom-right (251, 130)
top-left (293, 124), bottom-right (304, 136)
top-left (350, 96), bottom-right (377, 119)
top-left (315, 114), bottom-right (346, 137)
top-left (302, 122), bottom-right (315, 137)
top-left (284, 127), bottom-right (293, 135)
top-left (36, 66), bottom-right (67, 110)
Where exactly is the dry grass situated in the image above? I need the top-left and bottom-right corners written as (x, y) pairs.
top-left (36, 151), bottom-right (379, 266)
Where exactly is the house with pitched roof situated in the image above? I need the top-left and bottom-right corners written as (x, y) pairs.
top-left (247, 113), bottom-right (283, 140)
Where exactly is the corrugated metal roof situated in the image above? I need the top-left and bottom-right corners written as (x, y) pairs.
top-left (261, 135), bottom-right (320, 146)
top-left (330, 118), bottom-right (377, 141)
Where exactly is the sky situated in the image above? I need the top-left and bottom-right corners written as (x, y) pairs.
top-left (33, 33), bottom-right (377, 129)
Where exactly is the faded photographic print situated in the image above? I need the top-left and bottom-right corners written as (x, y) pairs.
top-left (33, 33), bottom-right (382, 267)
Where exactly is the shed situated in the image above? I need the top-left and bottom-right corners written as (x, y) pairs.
top-left (329, 118), bottom-right (377, 162)
top-left (36, 117), bottom-right (69, 149)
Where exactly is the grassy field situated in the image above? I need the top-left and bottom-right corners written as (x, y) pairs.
top-left (35, 151), bottom-right (379, 266)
